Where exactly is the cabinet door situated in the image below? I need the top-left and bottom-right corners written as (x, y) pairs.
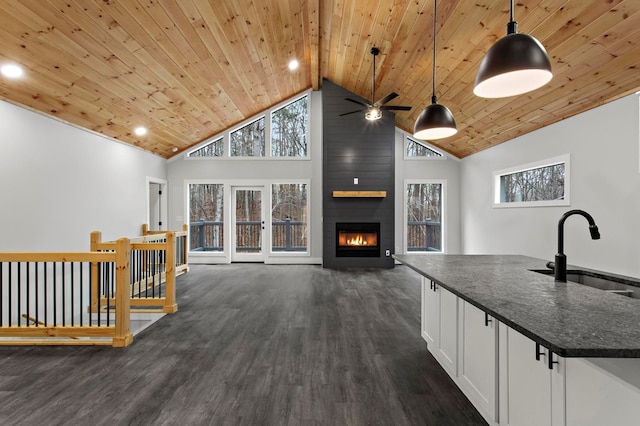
top-left (460, 301), bottom-right (497, 421)
top-left (505, 328), bottom-right (552, 426)
top-left (566, 358), bottom-right (640, 426)
top-left (422, 278), bottom-right (438, 347)
top-left (437, 286), bottom-right (458, 377)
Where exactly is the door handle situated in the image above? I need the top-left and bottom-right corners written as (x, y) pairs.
top-left (484, 312), bottom-right (492, 327)
top-left (535, 342), bottom-right (545, 361)
top-left (548, 351), bottom-right (559, 370)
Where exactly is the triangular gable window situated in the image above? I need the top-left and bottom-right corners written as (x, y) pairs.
top-left (406, 137), bottom-right (443, 158)
top-left (188, 137), bottom-right (224, 157)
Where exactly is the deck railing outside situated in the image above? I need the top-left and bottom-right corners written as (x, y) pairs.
top-left (407, 221), bottom-right (442, 252)
top-left (190, 219), bottom-right (307, 252)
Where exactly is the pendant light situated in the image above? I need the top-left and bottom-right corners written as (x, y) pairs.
top-left (474, 0), bottom-right (552, 98)
top-left (413, 0), bottom-right (457, 140)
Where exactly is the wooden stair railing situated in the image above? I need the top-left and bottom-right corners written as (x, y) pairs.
top-left (0, 238), bottom-right (133, 347)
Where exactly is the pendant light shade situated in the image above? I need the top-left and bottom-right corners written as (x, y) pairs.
top-left (413, 0), bottom-right (457, 141)
top-left (413, 96), bottom-right (457, 140)
top-left (474, 1), bottom-right (552, 98)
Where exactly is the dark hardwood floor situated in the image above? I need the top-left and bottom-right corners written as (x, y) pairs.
top-left (0, 264), bottom-right (487, 425)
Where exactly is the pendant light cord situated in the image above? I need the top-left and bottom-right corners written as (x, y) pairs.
top-left (431, 0), bottom-right (437, 104)
top-left (507, 0), bottom-right (518, 34)
top-left (372, 49), bottom-right (376, 104)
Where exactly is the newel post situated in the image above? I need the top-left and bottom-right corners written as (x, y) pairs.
top-left (113, 237), bottom-right (133, 347)
top-left (164, 231), bottom-right (178, 313)
top-left (141, 224), bottom-right (149, 236)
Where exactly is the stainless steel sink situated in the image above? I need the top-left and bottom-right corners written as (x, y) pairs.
top-left (531, 269), bottom-right (640, 298)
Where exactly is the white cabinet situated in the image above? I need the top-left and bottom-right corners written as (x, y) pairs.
top-left (565, 358), bottom-right (640, 426)
top-left (421, 277), bottom-right (458, 378)
top-left (499, 325), bottom-right (565, 426)
top-left (459, 300), bottom-right (498, 422)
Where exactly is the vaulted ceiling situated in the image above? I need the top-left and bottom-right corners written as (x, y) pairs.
top-left (0, 0), bottom-right (639, 159)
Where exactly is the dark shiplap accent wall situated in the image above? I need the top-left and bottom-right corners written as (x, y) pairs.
top-left (322, 79), bottom-right (395, 268)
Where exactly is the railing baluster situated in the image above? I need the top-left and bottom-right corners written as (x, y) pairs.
top-left (53, 262), bottom-right (57, 326)
top-left (106, 261), bottom-right (111, 327)
top-left (34, 262), bottom-right (38, 327)
top-left (26, 262), bottom-right (30, 327)
top-left (8, 262), bottom-right (12, 326)
top-left (44, 262), bottom-right (48, 327)
top-left (80, 262), bottom-right (83, 327)
top-left (89, 262), bottom-right (93, 327)
top-left (71, 262), bottom-right (74, 327)
top-left (17, 262), bottom-right (21, 326)
top-left (62, 261), bottom-right (66, 327)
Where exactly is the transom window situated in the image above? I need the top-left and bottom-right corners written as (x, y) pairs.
top-left (271, 96), bottom-right (308, 157)
top-left (187, 137), bottom-right (223, 157)
top-left (186, 93), bottom-right (310, 159)
top-left (405, 136), bottom-right (444, 158)
top-left (494, 155), bottom-right (570, 208)
top-left (230, 117), bottom-right (265, 157)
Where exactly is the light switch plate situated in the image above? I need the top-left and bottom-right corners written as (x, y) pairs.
top-left (354, 177), bottom-right (358, 184)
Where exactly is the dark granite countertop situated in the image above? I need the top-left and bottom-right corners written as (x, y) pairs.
top-left (394, 254), bottom-right (640, 358)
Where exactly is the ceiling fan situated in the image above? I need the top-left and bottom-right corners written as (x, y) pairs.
top-left (340, 47), bottom-right (412, 120)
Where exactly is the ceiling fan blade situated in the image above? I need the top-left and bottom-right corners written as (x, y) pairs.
top-left (380, 105), bottom-right (412, 111)
top-left (344, 98), bottom-right (371, 107)
top-left (376, 92), bottom-right (399, 106)
top-left (339, 109), bottom-right (366, 116)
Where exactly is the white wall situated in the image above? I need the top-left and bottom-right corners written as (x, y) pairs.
top-left (0, 100), bottom-right (167, 251)
top-left (461, 94), bottom-right (640, 277)
top-left (167, 91), bottom-right (324, 264)
top-left (394, 130), bottom-right (462, 254)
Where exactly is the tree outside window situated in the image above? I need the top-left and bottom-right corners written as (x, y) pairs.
top-left (271, 96), bottom-right (308, 157)
top-left (406, 183), bottom-right (443, 252)
top-left (189, 184), bottom-right (224, 251)
top-left (230, 118), bottom-right (265, 157)
top-left (271, 183), bottom-right (307, 252)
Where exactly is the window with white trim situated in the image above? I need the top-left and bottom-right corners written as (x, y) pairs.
top-left (188, 184), bottom-right (224, 252)
top-left (271, 95), bottom-right (308, 157)
top-left (493, 155), bottom-right (570, 207)
top-left (405, 136), bottom-right (444, 158)
top-left (230, 117), bottom-right (265, 157)
top-left (405, 181), bottom-right (444, 252)
top-left (188, 137), bottom-right (224, 157)
top-left (271, 183), bottom-right (308, 253)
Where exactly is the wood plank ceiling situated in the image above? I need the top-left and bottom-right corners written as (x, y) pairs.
top-left (0, 0), bottom-right (639, 159)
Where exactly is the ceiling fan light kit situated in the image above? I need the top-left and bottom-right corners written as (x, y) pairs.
top-left (474, 0), bottom-right (552, 98)
top-left (413, 0), bottom-right (457, 141)
top-left (365, 106), bottom-right (382, 121)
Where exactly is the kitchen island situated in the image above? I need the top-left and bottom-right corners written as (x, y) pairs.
top-left (394, 254), bottom-right (640, 426)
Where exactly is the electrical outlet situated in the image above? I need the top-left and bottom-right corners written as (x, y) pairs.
top-left (385, 249), bottom-right (390, 257)
top-left (354, 177), bottom-right (359, 185)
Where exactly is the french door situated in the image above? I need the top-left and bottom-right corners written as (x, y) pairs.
top-left (231, 186), bottom-right (266, 262)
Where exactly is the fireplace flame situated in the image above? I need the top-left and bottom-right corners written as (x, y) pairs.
top-left (346, 234), bottom-right (369, 246)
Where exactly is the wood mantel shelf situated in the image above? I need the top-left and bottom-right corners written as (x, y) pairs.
top-left (332, 190), bottom-right (387, 198)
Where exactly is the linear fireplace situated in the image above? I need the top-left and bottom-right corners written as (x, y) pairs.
top-left (336, 222), bottom-right (380, 257)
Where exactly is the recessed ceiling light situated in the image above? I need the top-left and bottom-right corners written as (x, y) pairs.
top-left (134, 126), bottom-right (147, 136)
top-left (1, 64), bottom-right (24, 79)
top-left (172, 147), bottom-right (178, 152)
top-left (288, 59), bottom-right (299, 71)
